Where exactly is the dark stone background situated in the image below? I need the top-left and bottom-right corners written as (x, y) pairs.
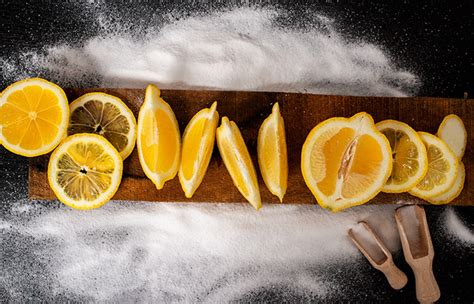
top-left (1, 0), bottom-right (473, 303)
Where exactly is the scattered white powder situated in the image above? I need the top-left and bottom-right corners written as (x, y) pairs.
top-left (1, 8), bottom-right (419, 96)
top-left (3, 202), bottom-right (400, 302)
top-left (444, 207), bottom-right (474, 244)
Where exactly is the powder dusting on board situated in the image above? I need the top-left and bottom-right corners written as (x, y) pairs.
top-left (0, 3), bottom-right (451, 303)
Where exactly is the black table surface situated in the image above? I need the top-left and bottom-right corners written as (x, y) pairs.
top-left (1, 1), bottom-right (473, 303)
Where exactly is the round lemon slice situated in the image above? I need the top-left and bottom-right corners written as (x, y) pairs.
top-left (257, 102), bottom-right (288, 202)
top-left (137, 84), bottom-right (181, 189)
top-left (68, 92), bottom-right (137, 159)
top-left (376, 120), bottom-right (428, 193)
top-left (179, 102), bottom-right (219, 198)
top-left (409, 132), bottom-right (458, 199)
top-left (48, 133), bottom-right (123, 210)
top-left (437, 114), bottom-right (467, 160)
top-left (0, 78), bottom-right (69, 157)
top-left (301, 112), bottom-right (392, 212)
top-left (217, 117), bottom-right (261, 210)
top-left (427, 162), bottom-right (465, 205)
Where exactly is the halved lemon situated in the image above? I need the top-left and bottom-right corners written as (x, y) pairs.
top-left (376, 120), bottom-right (428, 193)
top-left (68, 92), bottom-right (137, 159)
top-left (437, 114), bottom-right (467, 160)
top-left (137, 84), bottom-right (181, 189)
top-left (409, 132), bottom-right (458, 199)
top-left (216, 117), bottom-right (261, 210)
top-left (301, 112), bottom-right (392, 212)
top-left (48, 133), bottom-right (123, 210)
top-left (0, 78), bottom-right (69, 157)
top-left (257, 102), bottom-right (288, 202)
top-left (179, 102), bottom-right (219, 198)
top-left (427, 162), bottom-right (465, 205)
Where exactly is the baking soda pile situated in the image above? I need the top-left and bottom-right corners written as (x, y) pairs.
top-left (0, 4), bottom-right (471, 303)
top-left (2, 7), bottom-right (419, 96)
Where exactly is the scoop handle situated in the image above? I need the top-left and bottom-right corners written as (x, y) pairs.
top-left (413, 263), bottom-right (440, 303)
top-left (379, 261), bottom-right (408, 290)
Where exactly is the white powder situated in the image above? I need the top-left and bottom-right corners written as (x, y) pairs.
top-left (0, 4), bottom-right (438, 303)
top-left (3, 202), bottom-right (400, 302)
top-left (444, 207), bottom-right (474, 245)
top-left (350, 223), bottom-right (387, 264)
top-left (1, 7), bottom-right (419, 96)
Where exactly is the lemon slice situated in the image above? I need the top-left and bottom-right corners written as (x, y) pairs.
top-left (437, 114), bottom-right (467, 160)
top-left (68, 92), bottom-right (137, 159)
top-left (257, 103), bottom-right (288, 202)
top-left (427, 162), bottom-right (465, 205)
top-left (48, 133), bottom-right (123, 210)
top-left (409, 132), bottom-right (458, 199)
top-left (376, 120), bottom-right (428, 193)
top-left (216, 117), bottom-right (261, 210)
top-left (0, 78), bottom-right (69, 157)
top-left (301, 112), bottom-right (392, 212)
top-left (137, 84), bottom-right (181, 189)
top-left (179, 102), bottom-right (219, 198)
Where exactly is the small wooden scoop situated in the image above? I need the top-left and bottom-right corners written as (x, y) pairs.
top-left (395, 205), bottom-right (440, 303)
top-left (349, 221), bottom-right (408, 290)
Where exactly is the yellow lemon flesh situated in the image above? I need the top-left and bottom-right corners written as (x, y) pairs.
top-left (137, 84), bottom-right (181, 189)
top-left (437, 114), bottom-right (467, 160)
top-left (376, 120), bottom-right (428, 193)
top-left (427, 162), bottom-right (465, 205)
top-left (216, 117), bottom-right (261, 210)
top-left (257, 102), bottom-right (288, 202)
top-left (409, 132), bottom-right (458, 199)
top-left (179, 102), bottom-right (219, 198)
top-left (68, 92), bottom-right (137, 159)
top-left (301, 112), bottom-right (392, 212)
top-left (48, 133), bottom-right (123, 210)
top-left (0, 78), bottom-right (69, 157)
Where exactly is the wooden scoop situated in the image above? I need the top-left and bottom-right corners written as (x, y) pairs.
top-left (349, 221), bottom-right (408, 290)
top-left (395, 205), bottom-right (440, 303)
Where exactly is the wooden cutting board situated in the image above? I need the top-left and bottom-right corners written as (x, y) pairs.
top-left (28, 89), bottom-right (473, 206)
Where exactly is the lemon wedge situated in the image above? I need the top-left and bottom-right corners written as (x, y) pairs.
top-left (179, 102), bottom-right (219, 198)
top-left (137, 85), bottom-right (181, 189)
top-left (257, 103), bottom-right (288, 202)
top-left (216, 117), bottom-right (261, 210)
top-left (48, 133), bottom-right (123, 209)
top-left (376, 120), bottom-right (428, 193)
top-left (0, 78), bottom-right (69, 157)
top-left (301, 112), bottom-right (392, 212)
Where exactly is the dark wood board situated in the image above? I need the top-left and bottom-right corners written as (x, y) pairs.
top-left (28, 89), bottom-right (473, 206)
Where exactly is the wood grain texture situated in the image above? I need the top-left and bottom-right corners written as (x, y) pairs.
top-left (28, 89), bottom-right (473, 206)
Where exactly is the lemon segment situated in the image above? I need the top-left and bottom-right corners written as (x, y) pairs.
top-left (179, 102), bottom-right (219, 198)
top-left (0, 78), bottom-right (69, 157)
top-left (137, 84), bottom-right (181, 190)
top-left (257, 103), bottom-right (288, 202)
top-left (48, 133), bottom-right (123, 209)
top-left (216, 117), bottom-right (261, 210)
top-left (301, 112), bottom-right (392, 212)
top-left (409, 132), bottom-right (458, 199)
top-left (376, 120), bottom-right (428, 193)
top-left (427, 162), bottom-right (465, 205)
top-left (68, 92), bottom-right (137, 159)
top-left (437, 114), bottom-right (467, 160)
